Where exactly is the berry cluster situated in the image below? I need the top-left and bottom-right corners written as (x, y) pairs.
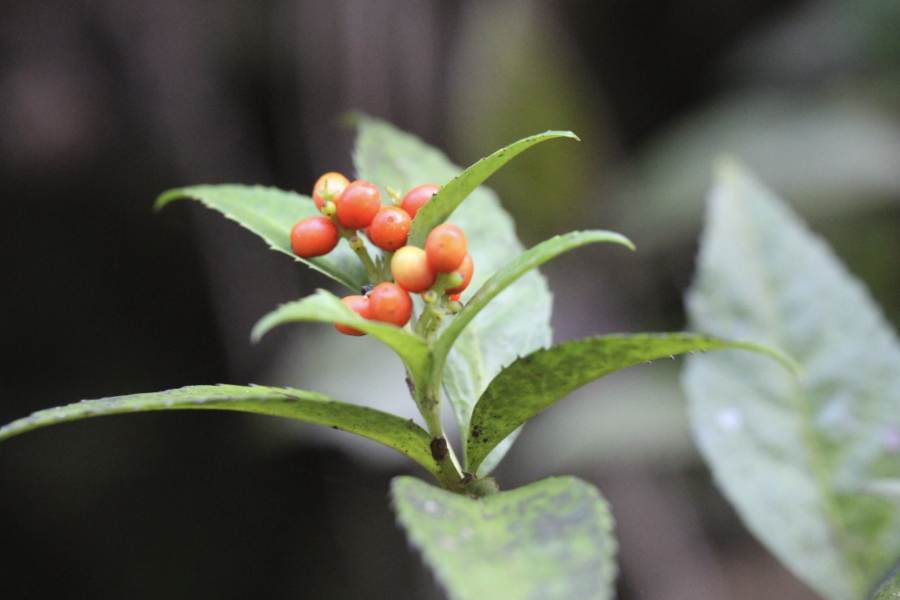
top-left (290, 172), bottom-right (474, 336)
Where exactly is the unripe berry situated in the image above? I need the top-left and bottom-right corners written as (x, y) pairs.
top-left (400, 183), bottom-right (440, 220)
top-left (425, 223), bottom-right (468, 272)
top-left (391, 246), bottom-right (437, 293)
top-left (367, 282), bottom-right (413, 327)
top-left (445, 253), bottom-right (474, 295)
top-left (369, 206), bottom-right (411, 252)
top-left (313, 172), bottom-right (350, 211)
top-left (336, 180), bottom-right (381, 230)
top-left (290, 215), bottom-right (339, 258)
top-left (335, 294), bottom-right (370, 336)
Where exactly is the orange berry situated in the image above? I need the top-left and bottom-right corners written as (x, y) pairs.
top-left (335, 294), bottom-right (370, 336)
top-left (290, 215), bottom-right (339, 258)
top-left (335, 180), bottom-right (381, 229)
top-left (425, 223), bottom-right (467, 272)
top-left (400, 183), bottom-right (440, 220)
top-left (369, 206), bottom-right (412, 252)
top-left (312, 172), bottom-right (350, 211)
top-left (368, 282), bottom-right (413, 327)
top-left (391, 246), bottom-right (437, 293)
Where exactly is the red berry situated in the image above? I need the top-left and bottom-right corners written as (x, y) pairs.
top-left (313, 172), bottom-right (350, 211)
top-left (400, 184), bottom-right (440, 220)
top-left (335, 180), bottom-right (381, 229)
top-left (425, 223), bottom-right (467, 272)
top-left (368, 282), bottom-right (413, 327)
top-left (335, 294), bottom-right (370, 336)
top-left (290, 215), bottom-right (339, 258)
top-left (445, 253), bottom-right (474, 295)
top-left (369, 206), bottom-right (411, 252)
top-left (391, 246), bottom-right (437, 293)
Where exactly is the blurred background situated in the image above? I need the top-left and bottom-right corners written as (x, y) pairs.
top-left (2, 0), bottom-right (900, 598)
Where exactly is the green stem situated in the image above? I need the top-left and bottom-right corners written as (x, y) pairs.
top-left (345, 232), bottom-right (382, 284)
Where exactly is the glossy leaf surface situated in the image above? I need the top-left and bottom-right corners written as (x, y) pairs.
top-left (0, 385), bottom-right (438, 477)
top-left (391, 475), bottom-right (617, 600)
top-left (683, 161), bottom-right (900, 600)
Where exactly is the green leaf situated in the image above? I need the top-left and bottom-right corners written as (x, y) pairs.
top-left (466, 333), bottom-right (787, 475)
top-left (683, 160), bottom-right (900, 600)
top-left (0, 385), bottom-right (438, 478)
top-left (405, 131), bottom-right (580, 247)
top-left (352, 116), bottom-right (557, 472)
top-left (155, 184), bottom-right (367, 290)
top-left (252, 290), bottom-right (432, 390)
top-left (391, 475), bottom-right (617, 600)
top-left (433, 230), bottom-right (634, 473)
top-left (436, 230), bottom-right (634, 368)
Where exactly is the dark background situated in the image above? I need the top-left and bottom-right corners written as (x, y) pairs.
top-left (2, 1), bottom-right (900, 598)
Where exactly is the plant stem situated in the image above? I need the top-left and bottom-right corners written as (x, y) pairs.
top-left (346, 232), bottom-right (382, 284)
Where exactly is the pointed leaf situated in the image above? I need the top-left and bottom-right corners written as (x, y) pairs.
top-left (683, 160), bottom-right (900, 600)
top-left (252, 290), bottom-right (432, 388)
top-left (0, 385), bottom-right (438, 478)
top-left (436, 230), bottom-right (634, 473)
top-left (467, 333), bottom-right (788, 475)
top-left (436, 230), bottom-right (634, 367)
top-left (353, 116), bottom-right (556, 471)
top-left (156, 184), bottom-right (367, 290)
top-left (405, 131), bottom-right (580, 247)
top-left (391, 475), bottom-right (617, 600)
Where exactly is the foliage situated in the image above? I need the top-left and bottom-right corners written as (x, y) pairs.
top-left (683, 160), bottom-right (900, 600)
top-left (5, 117), bottom-right (891, 600)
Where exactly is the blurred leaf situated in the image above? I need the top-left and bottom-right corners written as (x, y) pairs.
top-left (445, 1), bottom-right (614, 243)
top-left (352, 116), bottom-right (555, 471)
top-left (0, 385), bottom-right (438, 478)
top-left (683, 161), bottom-right (900, 600)
top-left (615, 95), bottom-right (900, 250)
top-left (869, 562), bottom-right (900, 600)
top-left (156, 184), bottom-right (367, 290)
top-left (391, 475), bottom-right (617, 600)
top-left (467, 333), bottom-right (792, 475)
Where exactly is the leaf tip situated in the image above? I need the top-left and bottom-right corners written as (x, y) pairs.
top-left (153, 188), bottom-right (186, 213)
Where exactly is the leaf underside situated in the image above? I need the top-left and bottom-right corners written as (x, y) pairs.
top-left (0, 385), bottom-right (438, 478)
top-left (391, 475), bottom-right (617, 600)
top-left (683, 160), bottom-right (900, 600)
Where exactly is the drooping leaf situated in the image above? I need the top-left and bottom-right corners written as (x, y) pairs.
top-left (391, 475), bottom-right (617, 600)
top-left (352, 116), bottom-right (556, 472)
top-left (683, 160), bottom-right (900, 600)
top-left (156, 184), bottom-right (367, 290)
top-left (466, 333), bottom-right (791, 475)
top-left (252, 290), bottom-right (432, 392)
top-left (0, 385), bottom-right (438, 478)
